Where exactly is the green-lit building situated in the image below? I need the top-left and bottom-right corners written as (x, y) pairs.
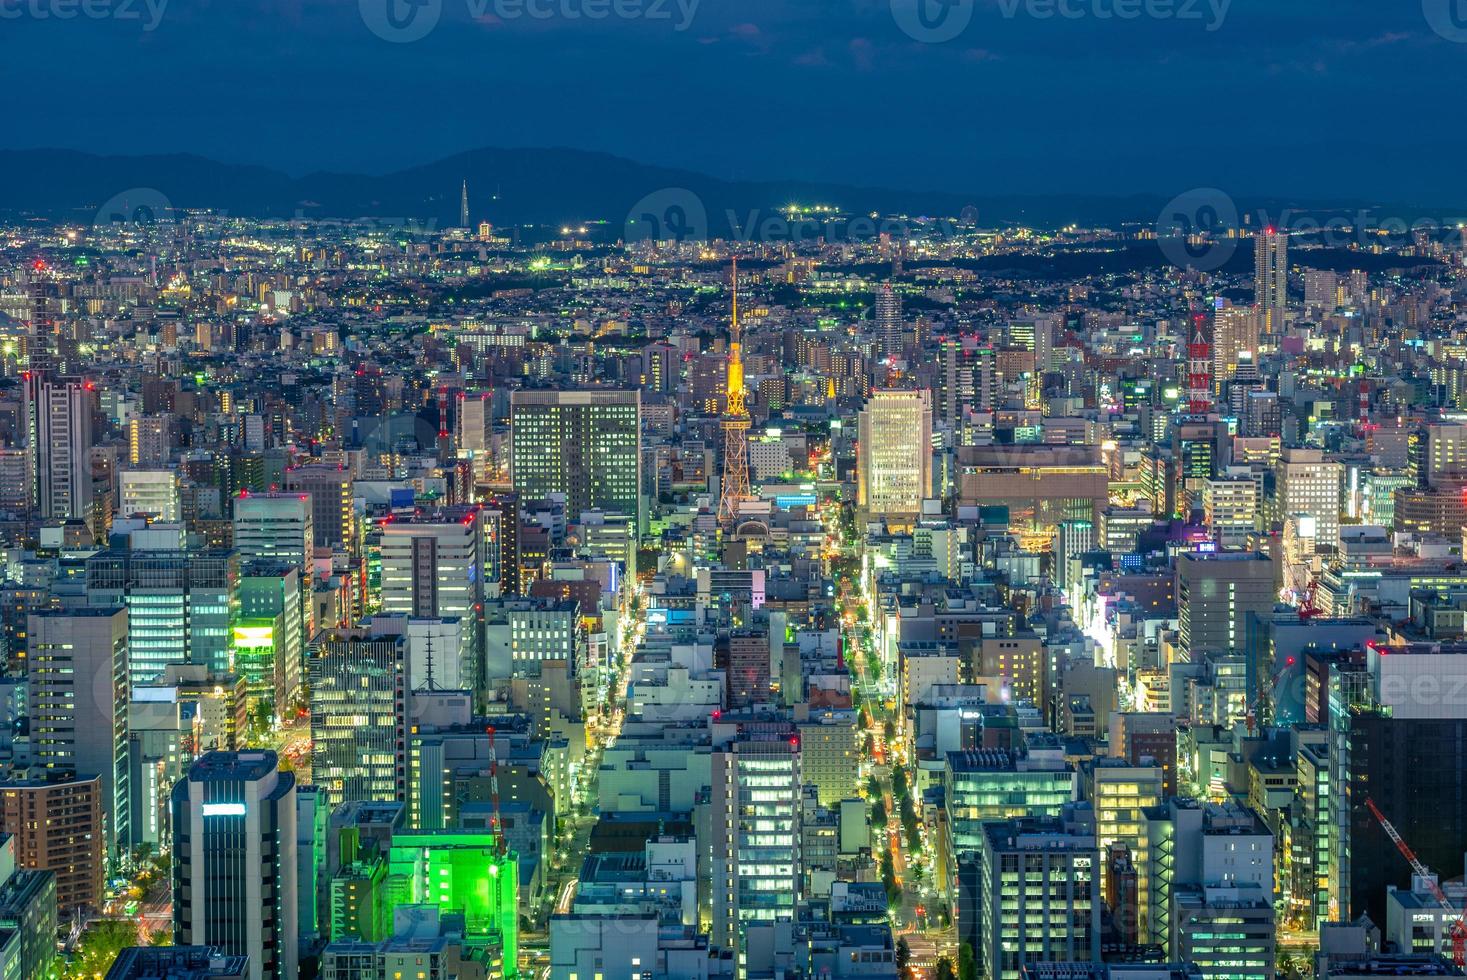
top-left (387, 831), bottom-right (518, 975)
top-left (237, 562), bottom-right (304, 711)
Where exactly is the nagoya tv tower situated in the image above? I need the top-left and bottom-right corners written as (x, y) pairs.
top-left (718, 258), bottom-right (752, 526)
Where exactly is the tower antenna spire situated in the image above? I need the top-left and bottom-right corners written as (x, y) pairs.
top-left (718, 258), bottom-right (752, 526)
top-left (732, 256), bottom-right (740, 342)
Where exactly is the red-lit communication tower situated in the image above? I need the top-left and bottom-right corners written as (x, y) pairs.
top-left (1187, 311), bottom-right (1213, 416)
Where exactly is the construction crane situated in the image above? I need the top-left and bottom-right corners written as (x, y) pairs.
top-left (485, 726), bottom-right (508, 858)
top-left (1365, 797), bottom-right (1466, 967)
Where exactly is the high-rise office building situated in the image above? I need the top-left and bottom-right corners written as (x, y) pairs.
top-left (379, 508), bottom-right (486, 643)
top-left (1254, 227), bottom-right (1288, 329)
top-left (237, 562), bottom-right (305, 710)
top-left (1089, 759), bottom-right (1165, 935)
top-left (233, 492), bottom-right (314, 569)
top-left (118, 470), bottom-right (180, 522)
top-left (857, 389), bottom-right (932, 523)
top-left (284, 465), bottom-right (354, 554)
top-left (1212, 306), bottom-right (1259, 389)
top-left (945, 750), bottom-right (1078, 858)
top-left (876, 283), bottom-right (902, 357)
top-left (0, 835), bottom-right (58, 980)
top-left (1176, 551), bottom-right (1275, 659)
top-left (86, 549), bottom-right (241, 685)
top-left (941, 338), bottom-right (998, 425)
top-left (456, 389), bottom-right (491, 455)
top-left (172, 751), bottom-right (298, 980)
top-left (1143, 800), bottom-right (1274, 973)
top-left (510, 389), bottom-right (642, 531)
top-left (483, 596), bottom-right (582, 682)
top-left (28, 607), bottom-right (130, 852)
top-left (34, 376), bottom-right (94, 520)
top-left (710, 735), bottom-right (802, 949)
top-left (483, 492), bottom-right (520, 596)
top-left (977, 816), bottom-right (1101, 980)
top-left (307, 627), bottom-right (405, 809)
top-left (1277, 448), bottom-right (1343, 550)
top-left (1203, 478), bottom-right (1259, 549)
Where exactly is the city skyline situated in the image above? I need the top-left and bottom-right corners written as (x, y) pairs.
top-left (5, 3), bottom-right (1467, 978)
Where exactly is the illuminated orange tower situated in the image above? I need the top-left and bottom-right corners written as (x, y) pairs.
top-left (718, 259), bottom-right (752, 526)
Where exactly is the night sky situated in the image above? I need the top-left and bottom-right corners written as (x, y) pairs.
top-left (4, 0), bottom-right (1462, 201)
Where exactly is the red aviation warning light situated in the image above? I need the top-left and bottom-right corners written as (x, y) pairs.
top-left (1187, 311), bottom-right (1213, 416)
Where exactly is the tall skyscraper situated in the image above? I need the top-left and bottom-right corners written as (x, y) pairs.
top-left (977, 816), bottom-right (1101, 980)
top-left (857, 389), bottom-right (933, 523)
top-left (307, 627), bottom-right (405, 808)
top-left (34, 376), bottom-right (94, 520)
top-left (719, 260), bottom-right (752, 526)
top-left (510, 389), bottom-right (642, 531)
top-left (172, 751), bottom-right (299, 980)
top-left (1254, 226), bottom-right (1288, 330)
top-left (86, 550), bottom-right (241, 685)
top-left (284, 465), bottom-right (354, 554)
top-left (379, 507), bottom-right (486, 627)
top-left (233, 492), bottom-right (315, 569)
top-left (876, 283), bottom-right (902, 357)
top-left (1277, 447), bottom-right (1344, 550)
top-left (1212, 306), bottom-right (1259, 389)
top-left (28, 607), bottom-right (130, 852)
top-left (1176, 551), bottom-right (1275, 659)
top-left (711, 735), bottom-right (802, 949)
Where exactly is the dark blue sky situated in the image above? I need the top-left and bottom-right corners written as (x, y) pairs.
top-left (4, 0), bottom-right (1461, 200)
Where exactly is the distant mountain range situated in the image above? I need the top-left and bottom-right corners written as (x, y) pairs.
top-left (0, 146), bottom-right (1458, 237)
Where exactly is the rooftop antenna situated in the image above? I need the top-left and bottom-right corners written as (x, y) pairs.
top-left (418, 632), bottom-right (440, 692)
